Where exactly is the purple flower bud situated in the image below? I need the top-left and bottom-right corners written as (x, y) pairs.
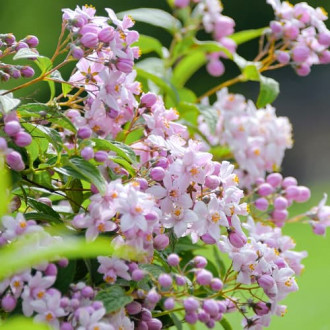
top-left (270, 21), bottom-right (282, 35)
top-left (6, 151), bottom-right (25, 171)
top-left (24, 35), bottom-right (39, 48)
top-left (214, 16), bottom-right (235, 39)
top-left (136, 321), bottom-right (148, 330)
top-left (183, 297), bottom-right (199, 313)
top-left (174, 0), bottom-right (190, 8)
top-left (276, 51), bottom-right (290, 64)
top-left (98, 26), bottom-right (115, 43)
top-left (205, 175), bottom-right (220, 189)
top-left (1, 295), bottom-right (17, 312)
top-left (147, 318), bottom-right (162, 330)
top-left (134, 178), bottom-right (148, 191)
top-left (256, 177), bottom-right (265, 185)
top-left (4, 33), bottom-right (16, 46)
top-left (167, 253), bottom-right (180, 267)
top-left (295, 186), bottom-right (311, 203)
top-left (150, 167), bottom-right (165, 181)
top-left (210, 278), bottom-right (223, 291)
top-left (292, 45), bottom-right (310, 63)
top-left (81, 147), bottom-right (94, 160)
top-left (81, 286), bottom-right (94, 298)
top-left (80, 32), bottom-right (99, 48)
top-left (37, 197), bottom-right (52, 207)
top-left (71, 46), bottom-right (84, 59)
top-left (257, 275), bottom-right (275, 290)
top-left (58, 258), bottom-right (69, 268)
top-left (198, 310), bottom-right (210, 323)
top-left (10, 69), bottom-right (21, 79)
top-left (296, 63), bottom-right (311, 76)
top-left (272, 209), bottom-right (288, 221)
top-left (126, 301), bottom-right (142, 315)
top-left (194, 256), bottom-right (207, 268)
top-left (0, 138), bottom-right (8, 152)
top-left (319, 50), bottom-right (330, 64)
top-left (318, 31), bottom-right (330, 46)
top-left (20, 66), bottom-right (35, 78)
top-left (284, 24), bottom-right (299, 40)
top-left (266, 173), bottom-right (283, 187)
top-left (253, 302), bottom-right (271, 316)
top-left (92, 301), bottom-right (103, 310)
top-left (94, 150), bottom-right (108, 162)
top-left (228, 230), bottom-right (247, 248)
top-left (14, 131), bottom-right (32, 147)
top-left (201, 233), bottom-right (217, 244)
top-left (164, 298), bottom-right (175, 310)
top-left (207, 59), bottom-right (225, 77)
top-left (196, 269), bottom-right (213, 286)
top-left (78, 127), bottom-right (92, 139)
top-left (16, 41), bottom-right (29, 51)
top-left (4, 121), bottom-right (21, 136)
top-left (60, 323), bottom-right (74, 330)
top-left (255, 198), bottom-right (269, 211)
top-left (203, 299), bottom-right (219, 317)
top-left (158, 274), bottom-right (172, 288)
top-left (274, 196), bottom-right (288, 210)
top-left (312, 222), bottom-right (326, 236)
top-left (146, 289), bottom-right (161, 304)
top-left (175, 275), bottom-right (186, 286)
top-left (132, 268), bottom-right (145, 281)
top-left (141, 93), bottom-right (157, 108)
top-left (217, 301), bottom-right (226, 313)
top-left (155, 157), bottom-right (169, 169)
top-left (258, 183), bottom-right (274, 196)
top-left (60, 297), bottom-right (70, 308)
top-left (185, 312), bottom-right (198, 324)
top-left (153, 234), bottom-right (169, 250)
top-left (285, 185), bottom-right (300, 200)
top-left (207, 319), bottom-right (216, 328)
top-left (116, 58), bottom-right (134, 73)
top-left (45, 263), bottom-right (58, 276)
top-left (141, 308), bottom-right (152, 321)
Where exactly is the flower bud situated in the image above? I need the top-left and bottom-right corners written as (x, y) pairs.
top-left (141, 93), bottom-right (157, 108)
top-left (255, 198), bottom-right (269, 211)
top-left (4, 121), bottom-right (21, 136)
top-left (198, 310), bottom-right (210, 323)
top-left (206, 59), bottom-right (225, 77)
top-left (60, 323), bottom-right (74, 330)
top-left (98, 26), bottom-right (115, 43)
top-left (276, 51), bottom-right (290, 64)
top-left (210, 278), bottom-right (223, 291)
top-left (146, 289), bottom-right (161, 304)
top-left (150, 167), bottom-right (165, 181)
top-left (132, 269), bottom-right (145, 281)
top-left (0, 137), bottom-right (8, 152)
top-left (274, 196), bottom-right (288, 210)
top-left (24, 35), bottom-right (39, 48)
top-left (296, 63), bottom-right (311, 76)
top-left (78, 127), bottom-right (92, 139)
top-left (257, 275), bottom-right (275, 290)
top-left (228, 230), bottom-right (247, 248)
top-left (6, 151), bottom-right (25, 171)
top-left (193, 256), bottom-right (207, 268)
top-left (174, 0), bottom-right (190, 8)
top-left (58, 258), bottom-right (69, 268)
top-left (183, 297), bottom-right (199, 312)
top-left (16, 41), bottom-right (29, 51)
top-left (266, 173), bottom-right (283, 187)
top-left (14, 131), bottom-right (32, 147)
top-left (185, 312), bottom-right (198, 324)
top-left (175, 275), bottom-right (186, 286)
top-left (81, 147), bottom-right (94, 160)
top-left (45, 263), bottom-right (58, 276)
top-left (134, 178), bottom-right (148, 191)
top-left (94, 150), bottom-right (108, 162)
top-left (80, 32), bottom-right (99, 48)
top-left (285, 185), bottom-right (300, 200)
top-left (292, 45), bottom-right (310, 63)
top-left (71, 45), bottom-right (84, 59)
top-left (205, 175), bottom-right (220, 189)
top-left (116, 58), bottom-right (134, 73)
top-left (81, 286), bottom-right (94, 298)
top-left (158, 274), bottom-right (172, 288)
top-left (155, 157), bottom-right (169, 169)
top-left (153, 234), bottom-right (169, 250)
top-left (147, 318), bottom-right (162, 330)
top-left (203, 299), bottom-right (219, 317)
top-left (126, 301), bottom-right (142, 315)
top-left (253, 302), bottom-right (271, 316)
top-left (257, 183), bottom-right (274, 196)
top-left (295, 186), bottom-right (311, 203)
top-left (20, 66), bottom-right (35, 78)
top-left (196, 269), bottom-right (213, 285)
top-left (164, 298), bottom-right (175, 310)
top-left (318, 31), bottom-right (330, 46)
top-left (1, 295), bottom-right (17, 312)
top-left (4, 33), bottom-right (16, 46)
top-left (167, 253), bottom-right (180, 267)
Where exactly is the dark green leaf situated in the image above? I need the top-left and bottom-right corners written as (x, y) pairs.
top-left (134, 35), bottom-right (163, 57)
top-left (17, 103), bottom-right (50, 118)
top-left (95, 285), bottom-right (133, 313)
top-left (256, 75), bottom-right (280, 108)
top-left (65, 179), bottom-right (84, 213)
top-left (47, 115), bottom-right (77, 133)
top-left (54, 260), bottom-right (76, 294)
top-left (118, 8), bottom-right (181, 34)
top-left (171, 313), bottom-right (183, 330)
top-left (27, 197), bottom-right (61, 220)
top-left (230, 27), bottom-right (266, 45)
top-left (24, 212), bottom-right (62, 224)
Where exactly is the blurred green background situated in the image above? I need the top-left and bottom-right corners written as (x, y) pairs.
top-left (1, 0), bottom-right (330, 328)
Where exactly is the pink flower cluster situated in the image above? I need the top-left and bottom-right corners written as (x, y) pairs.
top-left (199, 88), bottom-right (293, 187)
top-left (267, 0), bottom-right (330, 75)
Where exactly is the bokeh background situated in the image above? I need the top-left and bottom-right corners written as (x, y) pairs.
top-left (1, 0), bottom-right (330, 328)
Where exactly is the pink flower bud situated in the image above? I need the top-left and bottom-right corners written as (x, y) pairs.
top-left (20, 66), bottom-right (35, 78)
top-left (174, 0), bottom-right (190, 8)
top-left (296, 63), bottom-right (311, 76)
top-left (194, 256), bottom-right (207, 268)
top-left (94, 150), bottom-right (108, 162)
top-left (14, 131), bottom-right (32, 147)
top-left (183, 297), bottom-right (199, 312)
top-left (150, 166), bottom-right (165, 181)
top-left (78, 127), bottom-right (92, 139)
top-left (167, 253), bottom-right (180, 267)
top-left (45, 263), bottom-right (58, 276)
top-left (58, 258), bottom-right (69, 268)
top-left (126, 301), bottom-right (142, 315)
top-left (61, 323), bottom-right (74, 330)
top-left (153, 234), bottom-right (169, 250)
top-left (116, 58), bottom-right (134, 73)
top-left (258, 183), bottom-right (274, 196)
top-left (0, 137), bottom-right (7, 152)
top-left (71, 45), bottom-right (84, 59)
top-left (80, 32), bottom-right (98, 48)
top-left (255, 198), bottom-right (269, 211)
top-left (155, 157), bottom-right (169, 169)
top-left (292, 45), bottom-right (310, 63)
top-left (228, 230), bottom-right (247, 248)
top-left (4, 33), bottom-right (16, 46)
top-left (203, 299), bottom-right (219, 317)
top-left (146, 289), bottom-right (161, 304)
top-left (276, 51), bottom-right (290, 64)
top-left (81, 147), bottom-right (94, 160)
top-left (205, 175), bottom-right (220, 189)
top-left (295, 186), bottom-right (311, 202)
top-left (24, 35), bottom-right (39, 48)
top-left (274, 196), bottom-right (288, 210)
top-left (319, 50), bottom-right (330, 64)
top-left (270, 21), bottom-right (282, 35)
top-left (257, 274), bottom-right (275, 290)
top-left (158, 274), bottom-right (172, 288)
top-left (272, 209), bottom-right (288, 221)
top-left (175, 275), bottom-right (186, 286)
top-left (266, 173), bottom-right (283, 187)
top-left (164, 298), bottom-right (175, 310)
top-left (282, 176), bottom-right (297, 188)
top-left (141, 93), bottom-right (157, 108)
top-left (201, 233), bottom-right (217, 244)
top-left (196, 269), bottom-right (213, 285)
top-left (319, 31), bottom-right (330, 46)
top-left (210, 278), bottom-right (223, 291)
top-left (1, 295), bottom-right (17, 312)
top-left (284, 24), bottom-right (299, 40)
top-left (80, 24), bottom-right (99, 35)
top-left (4, 121), bottom-right (21, 136)
top-left (198, 310), bottom-right (210, 323)
top-left (6, 151), bottom-right (25, 171)
top-left (135, 178), bottom-right (148, 191)
top-left (81, 286), bottom-right (94, 298)
top-left (214, 16), bottom-right (235, 39)
top-left (254, 302), bottom-right (271, 316)
top-left (207, 59), bottom-right (225, 77)
top-left (132, 269), bottom-right (145, 281)
top-left (147, 318), bottom-right (162, 330)
top-left (312, 222), bottom-right (326, 236)
top-left (98, 26), bottom-right (115, 43)
top-left (185, 312), bottom-right (198, 324)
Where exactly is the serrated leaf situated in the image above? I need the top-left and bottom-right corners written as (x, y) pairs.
top-left (172, 51), bottom-right (206, 88)
top-left (91, 138), bottom-right (136, 164)
top-left (95, 285), bottom-right (133, 313)
top-left (118, 8), bottom-right (181, 34)
top-left (60, 156), bottom-right (106, 195)
top-left (134, 35), bottom-right (163, 57)
top-left (13, 48), bottom-right (40, 60)
top-left (256, 75), bottom-right (280, 108)
top-left (230, 27), bottom-right (266, 45)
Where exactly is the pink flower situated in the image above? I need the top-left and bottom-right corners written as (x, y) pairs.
top-left (97, 257), bottom-right (131, 283)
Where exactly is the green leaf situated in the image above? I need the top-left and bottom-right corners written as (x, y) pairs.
top-left (136, 67), bottom-right (178, 104)
top-left (0, 317), bottom-right (50, 330)
top-left (65, 179), bottom-right (84, 213)
top-left (24, 212), bottom-right (63, 224)
top-left (91, 138), bottom-right (137, 164)
top-left (54, 260), bottom-right (76, 294)
top-left (213, 246), bottom-right (227, 278)
top-left (118, 8), bottom-right (181, 34)
top-left (27, 197), bottom-right (61, 221)
top-left (47, 115), bottom-right (77, 133)
top-left (230, 27), bottom-right (266, 45)
top-left (62, 82), bottom-right (73, 97)
top-left (256, 75), bottom-right (280, 108)
top-left (192, 40), bottom-right (232, 58)
top-left (220, 317), bottom-right (233, 330)
top-left (17, 103), bottom-right (49, 117)
top-left (13, 48), bottom-right (40, 60)
top-left (0, 157), bottom-right (9, 217)
top-left (171, 313), bottom-right (183, 330)
top-left (134, 35), bottom-right (163, 57)
top-left (109, 157), bottom-right (136, 177)
top-left (140, 264), bottom-right (165, 278)
top-left (35, 56), bottom-right (53, 74)
top-left (243, 65), bottom-right (260, 81)
top-left (198, 104), bottom-right (219, 134)
top-left (95, 285), bottom-right (133, 313)
top-left (60, 156), bottom-right (106, 195)
top-left (177, 101), bottom-right (199, 125)
top-left (172, 51), bottom-right (206, 88)
top-left (177, 88), bottom-right (197, 103)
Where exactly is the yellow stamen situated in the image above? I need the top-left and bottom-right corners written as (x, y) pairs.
top-left (211, 212), bottom-right (220, 223)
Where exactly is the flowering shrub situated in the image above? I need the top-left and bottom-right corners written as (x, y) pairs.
top-left (0, 1), bottom-right (330, 329)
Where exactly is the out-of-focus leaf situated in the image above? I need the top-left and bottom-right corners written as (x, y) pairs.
top-left (220, 317), bottom-right (233, 330)
top-left (134, 35), bottom-right (163, 57)
top-left (35, 56), bottom-right (52, 74)
top-left (140, 264), bottom-right (165, 278)
top-left (54, 260), bottom-right (76, 294)
top-left (197, 104), bottom-right (218, 134)
top-left (0, 157), bottom-right (9, 217)
top-left (65, 179), bottom-right (84, 213)
top-left (230, 27), bottom-right (266, 45)
top-left (0, 91), bottom-right (20, 114)
top-left (256, 75), bottom-right (280, 108)
top-left (0, 317), bottom-right (50, 330)
top-left (192, 40), bottom-right (232, 58)
top-left (177, 101), bottom-right (199, 125)
top-left (118, 8), bottom-right (181, 33)
top-left (213, 246), bottom-right (227, 278)
top-left (27, 197), bottom-right (61, 221)
top-left (13, 48), bottom-right (40, 60)
top-left (24, 213), bottom-right (63, 224)
top-left (109, 157), bottom-right (136, 177)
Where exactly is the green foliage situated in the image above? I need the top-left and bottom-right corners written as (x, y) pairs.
top-left (230, 27), bottom-right (266, 45)
top-left (0, 317), bottom-right (50, 330)
top-left (135, 35), bottom-right (164, 57)
top-left (257, 76), bottom-right (280, 108)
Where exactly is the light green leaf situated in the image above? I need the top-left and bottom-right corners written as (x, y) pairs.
top-left (118, 8), bottom-right (181, 34)
top-left (95, 285), bottom-right (133, 313)
top-left (172, 51), bottom-right (206, 88)
top-left (140, 264), bottom-right (165, 278)
top-left (230, 27), bottom-right (267, 45)
top-left (13, 48), bottom-right (40, 60)
top-left (177, 101), bottom-right (199, 125)
top-left (243, 65), bottom-right (260, 81)
top-left (0, 157), bottom-right (9, 217)
top-left (256, 75), bottom-right (280, 108)
top-left (109, 157), bottom-right (136, 177)
top-left (35, 56), bottom-right (53, 74)
top-left (134, 35), bottom-right (163, 57)
top-left (62, 82), bottom-right (73, 97)
top-left (0, 317), bottom-right (50, 330)
top-left (192, 40), bottom-right (232, 58)
top-left (198, 104), bottom-right (219, 134)
top-left (220, 317), bottom-right (233, 330)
